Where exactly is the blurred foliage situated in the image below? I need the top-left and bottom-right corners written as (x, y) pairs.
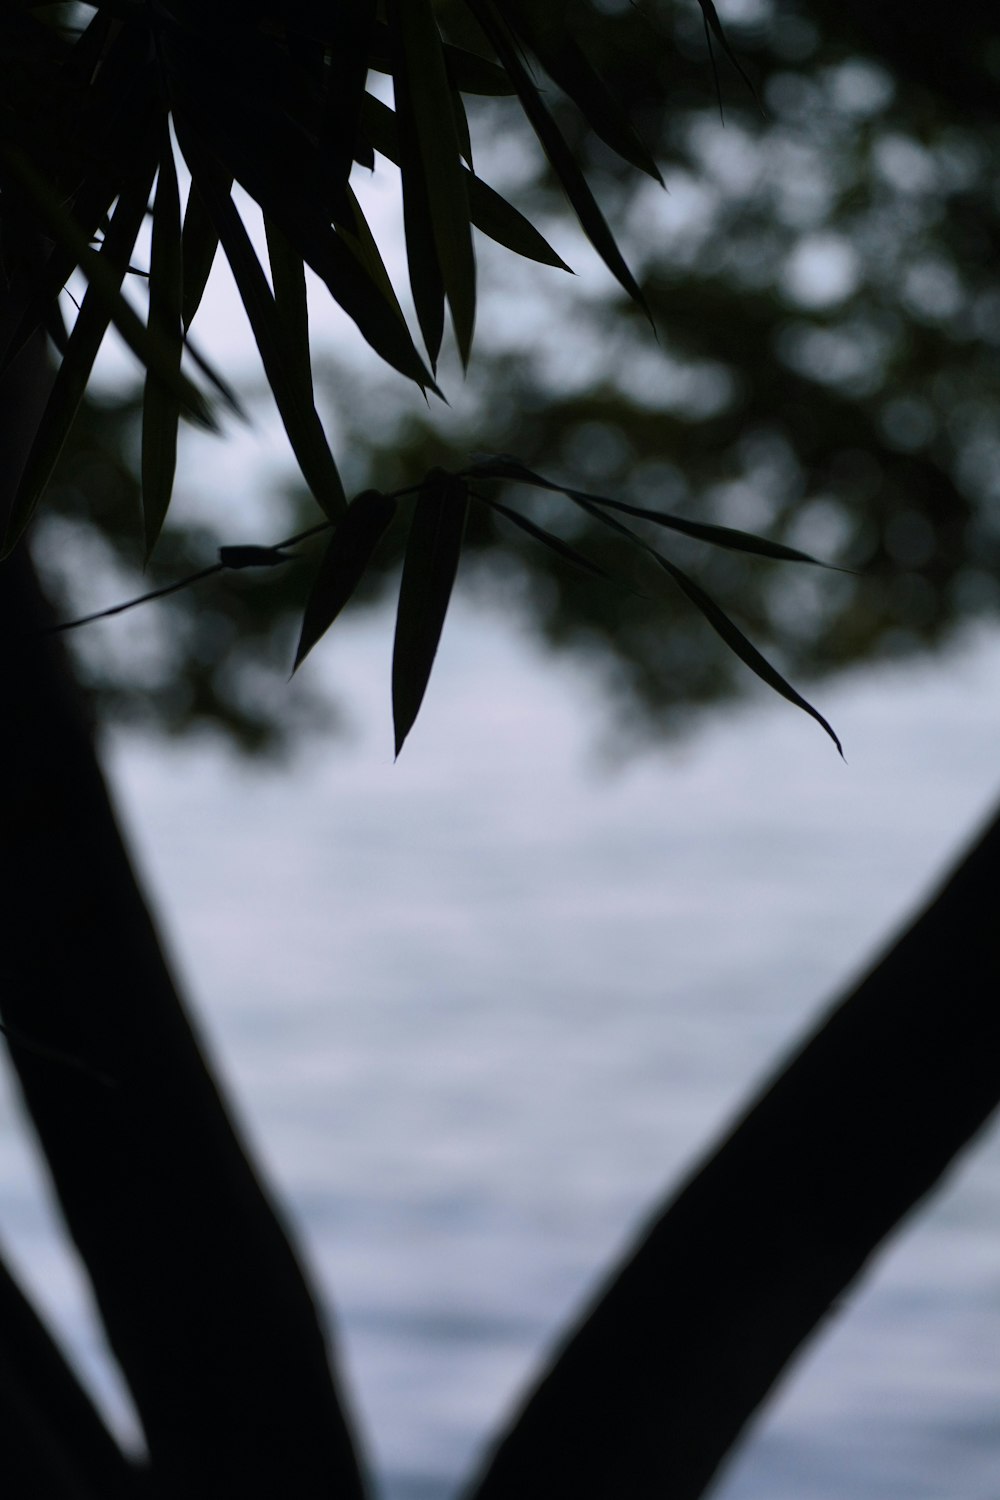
top-left (324, 0), bottom-right (1000, 742)
top-left (37, 0), bottom-right (1000, 750)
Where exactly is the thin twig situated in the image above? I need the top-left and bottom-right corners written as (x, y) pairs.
top-left (37, 563), bottom-right (225, 636)
top-left (36, 531), bottom-right (341, 638)
top-left (32, 479), bottom-right (426, 637)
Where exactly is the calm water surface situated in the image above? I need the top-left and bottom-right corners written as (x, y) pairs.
top-left (2, 601), bottom-right (998, 1500)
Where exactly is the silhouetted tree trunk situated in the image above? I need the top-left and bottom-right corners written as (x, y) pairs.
top-left (0, 289), bottom-right (366, 1499)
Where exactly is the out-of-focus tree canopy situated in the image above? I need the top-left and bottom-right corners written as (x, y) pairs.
top-left (324, 0), bottom-right (1000, 740)
top-left (33, 0), bottom-right (1000, 749)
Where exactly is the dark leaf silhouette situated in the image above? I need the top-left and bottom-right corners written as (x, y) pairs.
top-left (392, 471), bottom-right (469, 755)
top-left (574, 489), bottom-right (845, 755)
top-left (651, 550), bottom-right (844, 756)
top-left (264, 215), bottom-right (314, 410)
top-left (463, 0), bottom-right (650, 317)
top-left (361, 93), bottom-right (570, 271)
top-left (478, 493), bottom-right (614, 582)
top-left (390, 0), bottom-right (476, 365)
top-left (2, 158), bottom-right (158, 553)
top-left (180, 174), bottom-right (222, 333)
top-left (142, 129), bottom-right (184, 556)
top-left (0, 148), bottom-right (213, 441)
top-left (340, 185), bottom-right (412, 329)
top-left (0, 1257), bottom-right (138, 1499)
top-left (463, 456), bottom-right (842, 749)
top-left (1, 550), bottom-right (369, 1498)
top-left (369, 25), bottom-right (514, 96)
top-left (319, 0), bottom-right (375, 200)
top-left (504, 0), bottom-right (663, 182)
top-left (164, 18), bottom-right (437, 392)
top-left (465, 174), bottom-right (572, 270)
top-left (181, 132), bottom-right (348, 521)
top-left (294, 489), bottom-right (398, 670)
top-left (391, 55), bottom-right (446, 367)
top-left (695, 0), bottom-right (764, 114)
top-left (464, 455), bottom-right (837, 566)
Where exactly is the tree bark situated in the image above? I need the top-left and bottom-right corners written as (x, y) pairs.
top-left (0, 290), bottom-right (367, 1498)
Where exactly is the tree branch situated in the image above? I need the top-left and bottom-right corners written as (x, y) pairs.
top-left (465, 799), bottom-right (1000, 1500)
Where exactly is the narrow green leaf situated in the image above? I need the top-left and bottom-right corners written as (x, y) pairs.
top-left (339, 185), bottom-right (410, 332)
top-left (465, 455), bottom-right (841, 751)
top-left (392, 472), bottom-right (469, 756)
top-left (3, 160), bottom-right (156, 554)
top-left (390, 54), bottom-right (445, 367)
top-left (319, 0), bottom-right (375, 198)
top-left (0, 143), bottom-right (215, 431)
top-left (159, 16), bottom-right (352, 229)
top-left (294, 489), bottom-right (397, 671)
top-left (653, 551), bottom-right (843, 754)
top-left (0, 16), bottom-right (150, 375)
top-left (451, 86), bottom-right (474, 170)
top-left (361, 94), bottom-right (569, 271)
top-left (463, 455), bottom-right (833, 566)
top-left (0, 175), bottom-right (116, 378)
top-left (142, 134), bottom-right (184, 556)
top-left (464, 0), bottom-right (649, 317)
top-left (169, 70), bottom-right (437, 391)
top-left (581, 496), bottom-right (836, 566)
top-left (2, 130), bottom-right (236, 424)
top-left (180, 173), bottom-right (222, 331)
top-left (575, 491), bottom-right (843, 754)
top-left (264, 214), bottom-right (312, 401)
top-left (463, 453), bottom-right (579, 490)
top-left (357, 94), bottom-right (401, 160)
top-left (505, 3), bottom-right (663, 182)
top-left (286, 207), bottom-right (439, 391)
top-left (441, 42), bottom-right (516, 96)
top-left (466, 175), bottom-right (571, 270)
top-left (389, 0), bottom-right (477, 365)
top-left (480, 495), bottom-right (613, 581)
top-left (696, 0), bottom-right (764, 113)
top-left (368, 26), bottom-right (515, 95)
top-left (182, 135), bottom-right (348, 521)
top-left (43, 297), bottom-right (69, 358)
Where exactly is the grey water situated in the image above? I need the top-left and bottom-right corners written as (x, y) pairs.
top-left (2, 599), bottom-right (998, 1500)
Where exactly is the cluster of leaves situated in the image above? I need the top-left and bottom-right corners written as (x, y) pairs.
top-left (2, 0), bottom-right (848, 755)
top-left (44, 443), bottom-right (844, 754)
top-left (291, 455), bottom-right (843, 753)
top-left (314, 0), bottom-right (1000, 743)
top-left (0, 0), bottom-right (661, 556)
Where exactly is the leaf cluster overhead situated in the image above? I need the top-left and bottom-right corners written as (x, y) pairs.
top-left (2, 0), bottom-right (845, 753)
top-left (0, 0), bottom-right (659, 551)
top-left (302, 0), bottom-right (1000, 748)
